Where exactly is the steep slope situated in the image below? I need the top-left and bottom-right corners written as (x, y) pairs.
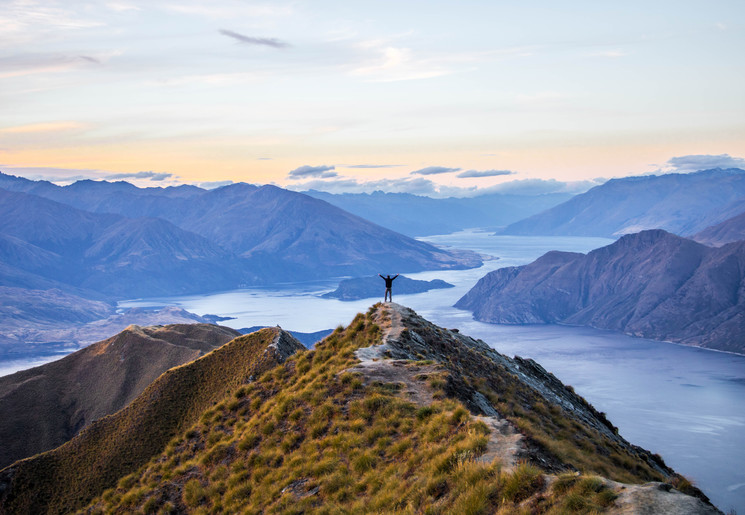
top-left (152, 184), bottom-right (482, 279)
top-left (0, 286), bottom-right (113, 351)
top-left (80, 217), bottom-right (240, 296)
top-left (0, 187), bottom-right (119, 258)
top-left (0, 323), bottom-right (241, 469)
top-left (305, 190), bottom-right (573, 236)
top-left (456, 230), bottom-right (745, 354)
top-left (0, 327), bottom-right (304, 514)
top-left (0, 188), bottom-right (242, 296)
top-left (693, 208), bottom-right (745, 246)
top-left (500, 168), bottom-right (745, 238)
top-left (2, 304), bottom-right (716, 514)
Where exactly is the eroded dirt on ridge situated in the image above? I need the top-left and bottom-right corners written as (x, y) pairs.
top-left (350, 303), bottom-right (438, 408)
top-left (348, 302), bottom-right (526, 471)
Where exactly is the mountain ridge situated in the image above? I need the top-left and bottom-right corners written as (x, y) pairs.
top-left (0, 326), bottom-right (304, 514)
top-left (693, 208), bottom-right (745, 247)
top-left (0, 174), bottom-right (481, 294)
top-left (0, 305), bottom-right (717, 514)
top-left (0, 323), bottom-right (241, 469)
top-left (499, 168), bottom-right (745, 238)
top-left (456, 229), bottom-right (745, 354)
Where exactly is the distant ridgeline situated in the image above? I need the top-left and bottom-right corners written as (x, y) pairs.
top-left (499, 167), bottom-right (745, 240)
top-left (305, 189), bottom-right (573, 237)
top-left (0, 304), bottom-right (718, 514)
top-left (457, 229), bottom-right (745, 355)
top-left (322, 275), bottom-right (454, 301)
top-left (0, 323), bottom-right (241, 470)
top-left (0, 172), bottom-right (481, 298)
top-left (0, 171), bottom-right (480, 353)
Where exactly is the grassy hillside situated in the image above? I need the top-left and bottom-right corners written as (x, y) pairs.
top-left (0, 328), bottom-right (303, 514)
top-left (61, 305), bottom-right (704, 514)
top-left (0, 323), bottom-right (241, 469)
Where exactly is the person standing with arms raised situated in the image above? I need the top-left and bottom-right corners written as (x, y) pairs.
top-left (379, 274), bottom-right (399, 302)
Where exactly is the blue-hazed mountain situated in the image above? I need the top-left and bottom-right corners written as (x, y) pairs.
top-left (0, 174), bottom-right (481, 285)
top-left (304, 190), bottom-right (573, 236)
top-left (693, 208), bottom-right (745, 247)
top-left (0, 188), bottom-right (241, 297)
top-left (499, 168), bottom-right (745, 239)
top-left (456, 230), bottom-right (745, 354)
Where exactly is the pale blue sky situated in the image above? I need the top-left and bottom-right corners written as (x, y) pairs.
top-left (1, 0), bottom-right (743, 195)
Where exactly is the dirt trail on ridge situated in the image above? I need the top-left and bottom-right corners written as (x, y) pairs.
top-left (349, 302), bottom-right (525, 471)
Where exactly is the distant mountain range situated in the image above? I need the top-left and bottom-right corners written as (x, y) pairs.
top-left (456, 229), bottom-right (745, 354)
top-left (0, 323), bottom-right (240, 469)
top-left (692, 209), bottom-right (745, 247)
top-left (499, 168), bottom-right (745, 239)
top-left (0, 172), bottom-right (481, 296)
top-left (305, 190), bottom-right (573, 236)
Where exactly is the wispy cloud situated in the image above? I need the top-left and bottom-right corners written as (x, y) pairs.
top-left (0, 166), bottom-right (110, 184)
top-left (411, 166), bottom-right (460, 176)
top-left (289, 175), bottom-right (596, 198)
top-left (105, 171), bottom-right (173, 181)
top-left (457, 169), bottom-right (515, 179)
top-left (106, 2), bottom-right (141, 12)
top-left (0, 122), bottom-right (85, 134)
top-left (288, 164), bottom-right (337, 179)
top-left (488, 178), bottom-right (605, 195)
top-left (78, 55), bottom-right (101, 64)
top-left (660, 154), bottom-right (745, 174)
top-left (344, 164), bottom-right (402, 169)
top-left (351, 45), bottom-right (451, 82)
top-left (166, 4), bottom-right (293, 20)
top-left (198, 180), bottom-right (234, 189)
top-left (219, 29), bottom-right (290, 49)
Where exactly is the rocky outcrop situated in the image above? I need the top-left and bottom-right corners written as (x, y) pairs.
top-left (456, 230), bottom-right (745, 354)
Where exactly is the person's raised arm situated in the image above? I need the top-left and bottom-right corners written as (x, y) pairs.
top-left (392, 274), bottom-right (399, 280)
top-left (379, 274), bottom-right (384, 279)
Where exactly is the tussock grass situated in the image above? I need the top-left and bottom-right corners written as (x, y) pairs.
top-left (11, 304), bottom-right (683, 514)
top-left (80, 309), bottom-right (588, 514)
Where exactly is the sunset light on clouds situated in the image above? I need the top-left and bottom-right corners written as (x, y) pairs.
top-left (2, 0), bottom-right (744, 195)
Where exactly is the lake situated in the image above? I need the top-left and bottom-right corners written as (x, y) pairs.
top-left (7, 231), bottom-right (745, 512)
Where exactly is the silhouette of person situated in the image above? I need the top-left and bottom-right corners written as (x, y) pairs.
top-left (379, 274), bottom-right (399, 302)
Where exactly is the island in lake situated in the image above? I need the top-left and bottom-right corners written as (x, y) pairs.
top-left (322, 275), bottom-right (454, 301)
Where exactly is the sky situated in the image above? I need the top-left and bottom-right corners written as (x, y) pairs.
top-left (1, 0), bottom-right (744, 196)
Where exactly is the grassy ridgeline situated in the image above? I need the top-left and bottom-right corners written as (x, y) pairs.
top-left (82, 309), bottom-right (663, 514)
top-left (1, 306), bottom-right (703, 514)
top-left (0, 328), bottom-right (301, 515)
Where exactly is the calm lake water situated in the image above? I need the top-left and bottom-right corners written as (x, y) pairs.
top-left (6, 231), bottom-right (744, 512)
